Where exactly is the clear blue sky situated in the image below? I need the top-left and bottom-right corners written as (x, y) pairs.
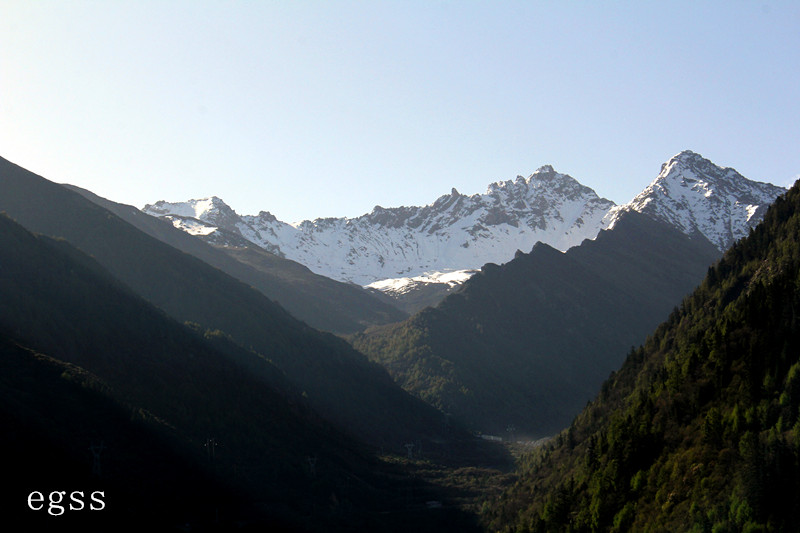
top-left (2, 1), bottom-right (798, 223)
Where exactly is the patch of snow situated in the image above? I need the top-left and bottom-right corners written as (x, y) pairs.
top-left (162, 215), bottom-right (218, 236)
top-left (365, 269), bottom-right (478, 296)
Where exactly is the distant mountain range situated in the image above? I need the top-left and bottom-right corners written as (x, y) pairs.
top-left (349, 152), bottom-right (786, 436)
top-left (144, 165), bottom-right (614, 286)
top-left (144, 151), bottom-right (784, 313)
top-left (353, 212), bottom-right (722, 436)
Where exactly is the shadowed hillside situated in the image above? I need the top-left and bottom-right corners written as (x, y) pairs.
top-left (354, 212), bottom-right (720, 437)
top-left (0, 213), bottom-right (489, 531)
top-left (0, 156), bottom-right (449, 452)
top-left (65, 184), bottom-right (408, 334)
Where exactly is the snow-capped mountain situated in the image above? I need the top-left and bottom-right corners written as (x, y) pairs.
top-left (145, 165), bottom-right (615, 286)
top-left (607, 150), bottom-right (786, 251)
top-left (143, 151), bottom-right (786, 291)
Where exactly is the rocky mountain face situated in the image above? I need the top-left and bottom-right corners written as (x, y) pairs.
top-left (606, 150), bottom-right (786, 251)
top-left (144, 151), bottom-right (785, 312)
top-left (144, 166), bottom-right (616, 286)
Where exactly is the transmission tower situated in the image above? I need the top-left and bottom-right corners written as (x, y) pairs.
top-left (205, 437), bottom-right (219, 462)
top-left (307, 455), bottom-right (317, 478)
top-left (404, 442), bottom-right (414, 459)
top-left (506, 424), bottom-right (517, 442)
top-left (89, 441), bottom-right (106, 478)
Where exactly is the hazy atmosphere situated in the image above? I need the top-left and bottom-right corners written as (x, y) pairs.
top-left (2, 1), bottom-right (798, 222)
top-left (5, 2), bottom-right (800, 530)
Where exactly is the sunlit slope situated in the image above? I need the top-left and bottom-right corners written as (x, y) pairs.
top-left (484, 183), bottom-right (800, 531)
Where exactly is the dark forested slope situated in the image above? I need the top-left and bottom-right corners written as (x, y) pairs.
top-left (0, 335), bottom-right (276, 531)
top-left (0, 155), bottom-right (446, 450)
top-left (484, 182), bottom-right (800, 532)
top-left (0, 213), bottom-right (379, 529)
top-left (0, 213), bottom-right (489, 531)
top-left (354, 212), bottom-right (720, 436)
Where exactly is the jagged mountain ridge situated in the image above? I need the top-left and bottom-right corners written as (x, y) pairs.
top-left (144, 151), bottom-right (785, 289)
top-left (145, 165), bottom-right (616, 285)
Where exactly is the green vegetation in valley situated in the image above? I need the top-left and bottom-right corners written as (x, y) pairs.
top-left (483, 182), bottom-right (800, 532)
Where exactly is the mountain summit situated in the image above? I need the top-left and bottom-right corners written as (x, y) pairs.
top-left (607, 150), bottom-right (785, 251)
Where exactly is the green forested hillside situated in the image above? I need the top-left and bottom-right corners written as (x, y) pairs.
top-left (483, 183), bottom-right (800, 532)
top-left (353, 213), bottom-right (720, 437)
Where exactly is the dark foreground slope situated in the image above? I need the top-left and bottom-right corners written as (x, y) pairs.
top-left (0, 214), bottom-right (482, 531)
top-left (0, 156), bottom-right (447, 451)
top-left (0, 213), bottom-right (350, 530)
top-left (0, 336), bottom-right (275, 531)
top-left (354, 212), bottom-right (720, 436)
top-left (484, 183), bottom-right (800, 532)
top-left (65, 184), bottom-right (407, 334)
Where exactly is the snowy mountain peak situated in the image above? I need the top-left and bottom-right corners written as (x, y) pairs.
top-left (144, 196), bottom-right (246, 241)
top-left (608, 150), bottom-right (786, 251)
top-left (673, 149), bottom-right (704, 161)
top-left (534, 164), bottom-right (556, 174)
top-left (145, 196), bottom-right (234, 221)
top-left (142, 152), bottom-right (785, 287)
